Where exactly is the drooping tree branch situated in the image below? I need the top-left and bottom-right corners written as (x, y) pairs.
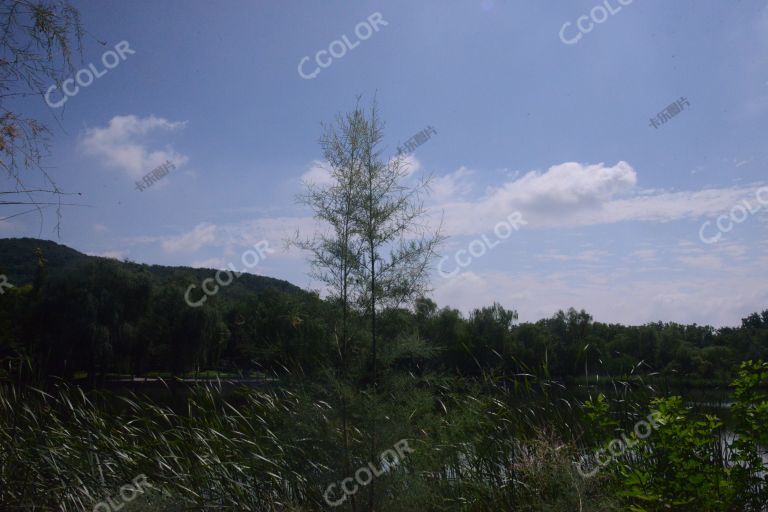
top-left (0, 0), bottom-right (84, 235)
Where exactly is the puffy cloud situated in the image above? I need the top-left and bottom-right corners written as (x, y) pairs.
top-left (80, 115), bottom-right (188, 178)
top-left (436, 161), bottom-right (637, 234)
top-left (432, 161), bottom-right (766, 235)
top-left (495, 161), bottom-right (637, 209)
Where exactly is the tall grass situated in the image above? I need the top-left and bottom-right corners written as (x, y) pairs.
top-left (0, 382), bottom-right (327, 510)
top-left (0, 373), bottom-right (626, 511)
top-left (5, 362), bottom-right (764, 511)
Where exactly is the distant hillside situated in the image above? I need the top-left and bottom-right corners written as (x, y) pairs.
top-left (0, 237), bottom-right (303, 300)
top-left (0, 238), bottom-right (328, 381)
top-left (0, 238), bottom-right (87, 284)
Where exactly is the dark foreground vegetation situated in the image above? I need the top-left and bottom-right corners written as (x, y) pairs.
top-left (1, 238), bottom-right (768, 511)
top-left (1, 361), bottom-right (767, 511)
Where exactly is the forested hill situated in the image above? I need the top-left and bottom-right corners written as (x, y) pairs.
top-left (0, 237), bottom-right (301, 297)
top-left (0, 237), bottom-right (322, 382)
top-left (0, 238), bottom-right (87, 284)
top-left (0, 237), bottom-right (767, 385)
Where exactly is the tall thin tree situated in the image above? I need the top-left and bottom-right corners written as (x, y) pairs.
top-left (296, 98), bottom-right (443, 511)
top-left (293, 105), bottom-right (366, 512)
top-left (349, 99), bottom-right (443, 510)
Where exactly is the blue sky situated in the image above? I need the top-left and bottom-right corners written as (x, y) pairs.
top-left (3, 0), bottom-right (768, 326)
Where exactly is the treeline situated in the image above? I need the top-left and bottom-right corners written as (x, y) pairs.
top-left (1, 242), bottom-right (766, 384)
top-left (416, 301), bottom-right (768, 380)
top-left (0, 242), bottom-right (329, 384)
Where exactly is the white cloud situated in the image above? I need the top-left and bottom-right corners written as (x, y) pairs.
top-left (397, 153), bottom-right (421, 176)
top-left (155, 214), bottom-right (318, 264)
top-left (588, 186), bottom-right (766, 225)
top-left (300, 160), bottom-right (334, 186)
top-left (435, 161), bottom-right (637, 234)
top-left (431, 161), bottom-right (766, 235)
top-left (161, 222), bottom-right (218, 254)
top-left (429, 166), bottom-right (473, 202)
top-left (80, 115), bottom-right (188, 178)
top-left (501, 161), bottom-right (637, 207)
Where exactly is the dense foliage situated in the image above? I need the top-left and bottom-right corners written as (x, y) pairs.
top-left (1, 238), bottom-right (766, 385)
